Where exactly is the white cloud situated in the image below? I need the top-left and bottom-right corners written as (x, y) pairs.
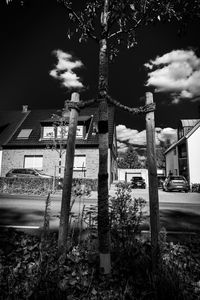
top-left (116, 125), bottom-right (177, 150)
top-left (117, 141), bottom-right (128, 153)
top-left (155, 127), bottom-right (177, 144)
top-left (50, 50), bottom-right (84, 89)
top-left (145, 49), bottom-right (200, 103)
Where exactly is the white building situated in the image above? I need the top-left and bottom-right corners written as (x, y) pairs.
top-left (165, 119), bottom-right (200, 185)
top-left (118, 168), bottom-right (165, 187)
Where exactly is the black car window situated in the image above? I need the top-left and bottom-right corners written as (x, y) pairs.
top-left (170, 176), bottom-right (185, 181)
top-left (132, 177), bottom-right (143, 181)
top-left (12, 169), bottom-right (23, 174)
top-left (26, 169), bottom-right (36, 175)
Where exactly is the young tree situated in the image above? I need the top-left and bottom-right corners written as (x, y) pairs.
top-left (118, 145), bottom-right (142, 169)
top-left (46, 113), bottom-right (69, 180)
top-left (156, 138), bottom-right (172, 169)
top-left (6, 0), bottom-right (200, 274)
top-left (56, 0), bottom-right (200, 274)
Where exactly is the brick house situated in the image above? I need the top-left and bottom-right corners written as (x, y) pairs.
top-left (165, 119), bottom-right (200, 185)
top-left (1, 104), bottom-right (118, 185)
top-left (0, 107), bottom-right (30, 175)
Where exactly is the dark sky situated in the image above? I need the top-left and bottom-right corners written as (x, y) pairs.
top-left (1, 0), bottom-right (200, 130)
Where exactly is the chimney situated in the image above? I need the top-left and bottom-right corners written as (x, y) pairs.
top-left (22, 105), bottom-right (28, 113)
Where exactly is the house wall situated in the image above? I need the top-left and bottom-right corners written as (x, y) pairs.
top-left (0, 150), bottom-right (2, 176)
top-left (165, 147), bottom-right (179, 176)
top-left (1, 148), bottom-right (99, 179)
top-left (187, 126), bottom-right (200, 184)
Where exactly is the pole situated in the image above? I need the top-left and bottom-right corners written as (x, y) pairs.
top-left (58, 92), bottom-right (80, 254)
top-left (145, 92), bottom-right (160, 271)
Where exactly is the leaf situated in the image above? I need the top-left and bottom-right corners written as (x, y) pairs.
top-left (69, 279), bottom-right (77, 286)
top-left (72, 270), bottom-right (76, 277)
top-left (91, 287), bottom-right (97, 295)
top-left (82, 279), bottom-right (89, 287)
top-left (130, 4), bottom-right (135, 11)
top-left (58, 278), bottom-right (69, 291)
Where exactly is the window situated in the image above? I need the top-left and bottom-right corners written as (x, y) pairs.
top-left (12, 169), bottom-right (23, 174)
top-left (73, 155), bottom-right (86, 170)
top-left (24, 155), bottom-right (43, 170)
top-left (42, 125), bottom-right (84, 139)
top-left (17, 129), bottom-right (32, 139)
top-left (43, 127), bottom-right (55, 139)
top-left (57, 126), bottom-right (68, 139)
top-left (76, 126), bottom-right (83, 138)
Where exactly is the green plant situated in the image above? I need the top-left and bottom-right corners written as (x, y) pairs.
top-left (110, 182), bottom-right (146, 250)
top-left (191, 183), bottom-right (200, 193)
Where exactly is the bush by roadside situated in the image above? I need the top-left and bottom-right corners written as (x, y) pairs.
top-left (0, 177), bottom-right (98, 195)
top-left (191, 183), bottom-right (200, 193)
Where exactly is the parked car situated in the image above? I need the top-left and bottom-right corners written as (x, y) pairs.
top-left (162, 175), bottom-right (189, 192)
top-left (6, 168), bottom-right (52, 178)
top-left (131, 176), bottom-right (146, 189)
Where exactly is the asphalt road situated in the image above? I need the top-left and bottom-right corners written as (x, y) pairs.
top-left (0, 189), bottom-right (200, 233)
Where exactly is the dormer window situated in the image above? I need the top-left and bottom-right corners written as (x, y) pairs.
top-left (57, 126), bottom-right (68, 139)
top-left (43, 127), bottom-right (55, 139)
top-left (76, 126), bottom-right (83, 138)
top-left (41, 115), bottom-right (91, 140)
top-left (42, 125), bottom-right (84, 139)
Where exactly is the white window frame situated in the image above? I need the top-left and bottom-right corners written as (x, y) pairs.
top-left (57, 126), bottom-right (68, 139)
top-left (73, 155), bottom-right (86, 171)
top-left (24, 155), bottom-right (43, 170)
top-left (76, 126), bottom-right (83, 138)
top-left (43, 126), bottom-right (55, 139)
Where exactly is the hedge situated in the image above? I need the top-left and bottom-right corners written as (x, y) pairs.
top-left (0, 177), bottom-right (98, 195)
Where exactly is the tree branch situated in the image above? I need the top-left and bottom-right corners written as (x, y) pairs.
top-left (108, 18), bottom-right (142, 40)
top-left (108, 29), bottom-right (123, 39)
top-left (62, 2), bottom-right (99, 43)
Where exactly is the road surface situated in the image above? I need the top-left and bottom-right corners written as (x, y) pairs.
top-left (0, 189), bottom-right (200, 233)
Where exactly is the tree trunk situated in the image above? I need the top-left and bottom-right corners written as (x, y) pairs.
top-left (58, 150), bottom-right (62, 179)
top-left (58, 92), bottom-right (80, 255)
top-left (145, 92), bottom-right (160, 271)
top-left (97, 0), bottom-right (111, 274)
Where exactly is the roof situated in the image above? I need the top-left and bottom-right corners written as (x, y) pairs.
top-left (0, 110), bottom-right (29, 146)
top-left (180, 119), bottom-right (200, 127)
top-left (165, 119), bottom-right (200, 155)
top-left (5, 105), bottom-right (115, 148)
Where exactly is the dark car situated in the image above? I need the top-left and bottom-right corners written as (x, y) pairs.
top-left (131, 176), bottom-right (146, 189)
top-left (6, 168), bottom-right (52, 178)
top-left (162, 175), bottom-right (190, 192)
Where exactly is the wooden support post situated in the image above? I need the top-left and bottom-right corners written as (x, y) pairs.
top-left (145, 92), bottom-right (160, 271)
top-left (58, 92), bottom-right (80, 254)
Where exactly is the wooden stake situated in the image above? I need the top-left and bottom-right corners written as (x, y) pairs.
top-left (58, 92), bottom-right (80, 253)
top-left (145, 92), bottom-right (160, 271)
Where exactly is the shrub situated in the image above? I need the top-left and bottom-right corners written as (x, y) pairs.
top-left (110, 182), bottom-right (146, 251)
top-left (0, 177), bottom-right (98, 195)
top-left (0, 177), bottom-right (53, 195)
top-left (191, 183), bottom-right (200, 193)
